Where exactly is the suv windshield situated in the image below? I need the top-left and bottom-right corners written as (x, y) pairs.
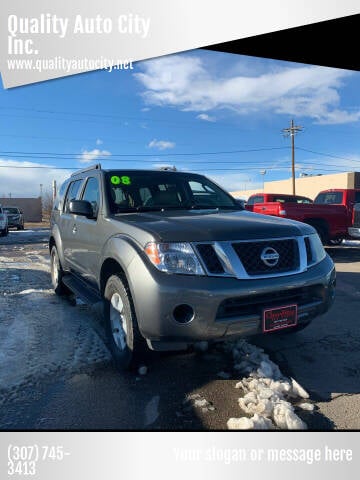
top-left (3, 207), bottom-right (19, 214)
top-left (105, 171), bottom-right (240, 213)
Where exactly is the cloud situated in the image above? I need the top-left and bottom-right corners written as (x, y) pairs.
top-left (0, 159), bottom-right (72, 198)
top-left (96, 138), bottom-right (103, 145)
top-left (207, 173), bottom-right (262, 193)
top-left (78, 148), bottom-right (111, 164)
top-left (135, 54), bottom-right (358, 124)
top-left (148, 139), bottom-right (175, 150)
top-left (197, 113), bottom-right (216, 122)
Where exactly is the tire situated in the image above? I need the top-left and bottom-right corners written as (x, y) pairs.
top-left (50, 245), bottom-right (68, 295)
top-left (103, 274), bottom-right (147, 371)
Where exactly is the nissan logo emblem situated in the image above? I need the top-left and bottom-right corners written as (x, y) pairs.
top-left (261, 247), bottom-right (280, 267)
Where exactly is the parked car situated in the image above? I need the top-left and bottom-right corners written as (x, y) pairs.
top-left (246, 189), bottom-right (360, 245)
top-left (314, 189), bottom-right (360, 240)
top-left (0, 205), bottom-right (9, 236)
top-left (50, 165), bottom-right (335, 369)
top-left (3, 206), bottom-right (24, 230)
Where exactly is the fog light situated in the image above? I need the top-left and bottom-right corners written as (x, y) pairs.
top-left (173, 304), bottom-right (194, 324)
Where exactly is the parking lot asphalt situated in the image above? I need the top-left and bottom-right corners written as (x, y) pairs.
top-left (0, 228), bottom-right (359, 430)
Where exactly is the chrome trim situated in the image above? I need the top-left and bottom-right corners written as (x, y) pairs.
top-left (193, 236), bottom-right (308, 280)
top-left (348, 227), bottom-right (360, 238)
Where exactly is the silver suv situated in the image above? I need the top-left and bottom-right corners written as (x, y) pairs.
top-left (3, 206), bottom-right (24, 230)
top-left (50, 165), bottom-right (336, 369)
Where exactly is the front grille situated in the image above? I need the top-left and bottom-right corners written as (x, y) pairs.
top-left (196, 244), bottom-right (224, 274)
top-left (232, 239), bottom-right (299, 275)
top-left (217, 286), bottom-right (324, 320)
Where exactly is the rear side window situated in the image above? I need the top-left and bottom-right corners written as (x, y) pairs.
top-left (53, 180), bottom-right (69, 211)
top-left (314, 192), bottom-right (343, 204)
top-left (81, 177), bottom-right (100, 218)
top-left (247, 195), bottom-right (264, 205)
top-left (355, 191), bottom-right (360, 203)
top-left (63, 179), bottom-right (83, 213)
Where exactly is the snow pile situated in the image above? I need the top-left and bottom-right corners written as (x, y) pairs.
top-left (227, 340), bottom-right (310, 430)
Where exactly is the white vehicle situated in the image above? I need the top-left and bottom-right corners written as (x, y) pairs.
top-left (0, 205), bottom-right (9, 236)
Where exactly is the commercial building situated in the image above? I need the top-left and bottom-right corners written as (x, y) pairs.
top-left (231, 171), bottom-right (360, 200)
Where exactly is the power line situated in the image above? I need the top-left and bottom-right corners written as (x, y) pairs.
top-left (0, 146), bottom-right (288, 158)
top-left (297, 147), bottom-right (360, 163)
top-left (0, 164), bottom-right (350, 173)
top-left (0, 106), bottom-right (260, 132)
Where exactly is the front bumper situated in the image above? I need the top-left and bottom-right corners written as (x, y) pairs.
top-left (7, 217), bottom-right (22, 228)
top-left (127, 253), bottom-right (336, 344)
top-left (348, 227), bottom-right (360, 239)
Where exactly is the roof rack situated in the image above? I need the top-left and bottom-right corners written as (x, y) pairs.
top-left (71, 163), bottom-right (101, 177)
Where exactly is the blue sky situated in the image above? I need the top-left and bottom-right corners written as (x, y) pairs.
top-left (1, 49), bottom-right (360, 197)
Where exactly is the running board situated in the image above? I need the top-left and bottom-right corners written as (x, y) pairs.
top-left (62, 274), bottom-right (102, 305)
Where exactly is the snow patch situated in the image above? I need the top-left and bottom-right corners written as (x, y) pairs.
top-left (227, 340), bottom-right (308, 430)
top-left (18, 288), bottom-right (51, 295)
top-left (227, 414), bottom-right (273, 430)
top-left (182, 393), bottom-right (215, 413)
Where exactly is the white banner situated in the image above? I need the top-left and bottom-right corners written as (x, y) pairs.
top-left (1, 432), bottom-right (358, 479)
top-left (0, 0), bottom-right (359, 87)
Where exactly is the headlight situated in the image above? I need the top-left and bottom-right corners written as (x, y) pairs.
top-left (307, 233), bottom-right (326, 265)
top-left (144, 242), bottom-right (205, 275)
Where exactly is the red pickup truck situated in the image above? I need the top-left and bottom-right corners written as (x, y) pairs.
top-left (246, 189), bottom-right (360, 244)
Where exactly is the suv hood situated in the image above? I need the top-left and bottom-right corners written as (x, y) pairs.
top-left (111, 209), bottom-right (313, 242)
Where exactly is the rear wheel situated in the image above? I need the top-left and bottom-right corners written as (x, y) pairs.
top-left (50, 246), bottom-right (68, 295)
top-left (104, 274), bottom-right (147, 370)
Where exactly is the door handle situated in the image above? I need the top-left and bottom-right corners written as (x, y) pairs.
top-left (72, 224), bottom-right (77, 234)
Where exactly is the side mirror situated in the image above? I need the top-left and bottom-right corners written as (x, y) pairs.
top-left (69, 200), bottom-right (94, 218)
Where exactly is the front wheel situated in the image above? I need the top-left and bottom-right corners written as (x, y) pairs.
top-left (104, 274), bottom-right (147, 370)
top-left (50, 246), bottom-right (68, 295)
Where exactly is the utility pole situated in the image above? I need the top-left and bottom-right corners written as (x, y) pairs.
top-left (282, 119), bottom-right (303, 195)
top-left (260, 169), bottom-right (266, 191)
top-left (52, 180), bottom-right (57, 201)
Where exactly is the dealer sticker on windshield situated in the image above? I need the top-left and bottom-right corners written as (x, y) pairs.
top-left (263, 304), bottom-right (298, 333)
